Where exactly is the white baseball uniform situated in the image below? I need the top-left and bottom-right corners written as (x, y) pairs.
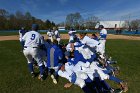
top-left (22, 31), bottom-right (44, 66)
top-left (54, 30), bottom-right (61, 43)
top-left (99, 28), bottom-right (107, 54)
top-left (58, 62), bottom-right (88, 88)
top-left (79, 35), bottom-right (105, 54)
top-left (47, 31), bottom-right (54, 42)
top-left (19, 29), bottom-right (26, 42)
top-left (80, 36), bottom-right (99, 48)
top-left (70, 59), bottom-right (109, 81)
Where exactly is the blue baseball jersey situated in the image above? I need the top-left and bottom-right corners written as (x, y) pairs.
top-left (47, 44), bottom-right (63, 67)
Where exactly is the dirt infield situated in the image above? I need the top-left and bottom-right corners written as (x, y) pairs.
top-left (0, 34), bottom-right (140, 41)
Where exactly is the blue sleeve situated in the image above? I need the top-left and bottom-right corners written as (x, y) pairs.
top-left (67, 58), bottom-right (75, 64)
top-left (100, 34), bottom-right (107, 39)
top-left (71, 72), bottom-right (77, 83)
top-left (74, 50), bottom-right (86, 64)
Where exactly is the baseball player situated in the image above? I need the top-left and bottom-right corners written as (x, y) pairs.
top-left (58, 61), bottom-right (97, 93)
top-left (19, 27), bottom-right (27, 42)
top-left (68, 29), bottom-right (77, 42)
top-left (79, 32), bottom-right (106, 60)
top-left (22, 24), bottom-right (45, 80)
top-left (52, 27), bottom-right (61, 44)
top-left (66, 29), bottom-right (78, 52)
top-left (98, 25), bottom-right (107, 55)
top-left (79, 32), bottom-right (99, 48)
top-left (19, 27), bottom-right (27, 49)
top-left (47, 29), bottom-right (54, 42)
top-left (46, 39), bottom-right (63, 84)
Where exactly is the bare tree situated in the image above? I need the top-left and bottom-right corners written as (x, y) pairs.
top-left (85, 16), bottom-right (99, 30)
top-left (130, 19), bottom-right (140, 30)
top-left (66, 12), bottom-right (82, 29)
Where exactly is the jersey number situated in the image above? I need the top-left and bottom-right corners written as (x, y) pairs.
top-left (31, 34), bottom-right (36, 40)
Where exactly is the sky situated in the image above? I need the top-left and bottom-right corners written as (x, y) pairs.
top-left (0, 0), bottom-right (140, 23)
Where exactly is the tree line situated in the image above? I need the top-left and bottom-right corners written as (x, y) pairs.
top-left (123, 19), bottom-right (140, 31)
top-left (1, 8), bottom-right (140, 31)
top-left (0, 9), bottom-right (56, 30)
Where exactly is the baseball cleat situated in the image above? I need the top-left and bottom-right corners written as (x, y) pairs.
top-left (53, 78), bottom-right (57, 84)
top-left (51, 75), bottom-right (57, 84)
top-left (51, 75), bottom-right (55, 79)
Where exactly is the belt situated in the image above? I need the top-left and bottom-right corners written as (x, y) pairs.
top-left (24, 46), bottom-right (38, 48)
top-left (100, 38), bottom-right (106, 40)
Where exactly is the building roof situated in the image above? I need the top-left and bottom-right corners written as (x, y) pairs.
top-left (95, 21), bottom-right (125, 28)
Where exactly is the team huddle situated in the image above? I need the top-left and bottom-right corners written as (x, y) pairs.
top-left (19, 24), bottom-right (128, 93)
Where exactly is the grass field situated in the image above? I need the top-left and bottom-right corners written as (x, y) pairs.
top-left (0, 40), bottom-right (140, 93)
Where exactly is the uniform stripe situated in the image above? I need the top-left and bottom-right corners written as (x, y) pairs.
top-left (50, 47), bottom-right (55, 67)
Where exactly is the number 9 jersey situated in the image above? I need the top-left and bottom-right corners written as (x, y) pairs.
top-left (22, 31), bottom-right (44, 47)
